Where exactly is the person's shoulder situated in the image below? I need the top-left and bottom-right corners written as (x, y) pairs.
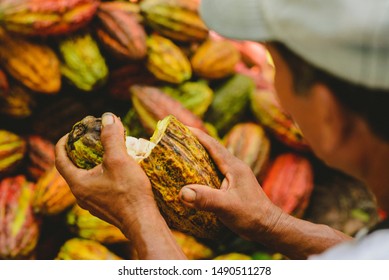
top-left (309, 229), bottom-right (389, 260)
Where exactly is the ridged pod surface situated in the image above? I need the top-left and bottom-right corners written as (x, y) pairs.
top-left (130, 85), bottom-right (208, 134)
top-left (146, 34), bottom-right (192, 84)
top-left (0, 84), bottom-right (35, 119)
top-left (66, 204), bottom-right (128, 244)
top-left (0, 29), bottom-right (61, 94)
top-left (262, 153), bottom-right (314, 218)
top-left (32, 166), bottom-right (76, 215)
top-left (140, 0), bottom-right (208, 42)
top-left (191, 39), bottom-right (241, 79)
top-left (0, 130), bottom-right (26, 176)
top-left (250, 89), bottom-right (309, 151)
top-left (59, 33), bottom-right (108, 92)
top-left (66, 115), bottom-right (226, 239)
top-left (162, 80), bottom-right (214, 117)
top-left (26, 135), bottom-right (55, 181)
top-left (205, 74), bottom-right (255, 136)
top-left (96, 2), bottom-right (147, 60)
top-left (0, 0), bottom-right (99, 36)
top-left (223, 123), bottom-right (271, 182)
top-left (56, 238), bottom-right (122, 260)
top-left (0, 175), bottom-right (40, 259)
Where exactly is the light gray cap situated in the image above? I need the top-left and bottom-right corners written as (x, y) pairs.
top-left (200, 0), bottom-right (389, 90)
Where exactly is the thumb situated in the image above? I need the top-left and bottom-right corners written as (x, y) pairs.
top-left (100, 112), bottom-right (128, 161)
top-left (180, 185), bottom-right (226, 213)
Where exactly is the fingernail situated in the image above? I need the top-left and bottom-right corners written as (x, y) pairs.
top-left (102, 112), bottom-right (115, 127)
top-left (181, 188), bottom-right (196, 203)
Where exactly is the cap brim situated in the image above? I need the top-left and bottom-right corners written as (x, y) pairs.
top-left (200, 0), bottom-right (272, 41)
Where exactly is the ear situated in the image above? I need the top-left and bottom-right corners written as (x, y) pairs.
top-left (308, 83), bottom-right (353, 154)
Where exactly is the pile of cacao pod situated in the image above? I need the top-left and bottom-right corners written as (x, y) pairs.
top-left (0, 0), bottom-right (380, 260)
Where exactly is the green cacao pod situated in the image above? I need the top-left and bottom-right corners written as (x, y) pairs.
top-left (67, 204), bottom-right (128, 244)
top-left (162, 80), bottom-right (213, 117)
top-left (56, 238), bottom-right (122, 260)
top-left (0, 130), bottom-right (26, 176)
top-left (26, 135), bottom-right (55, 181)
top-left (0, 83), bottom-right (35, 119)
top-left (122, 107), bottom-right (149, 139)
top-left (130, 85), bottom-right (208, 134)
top-left (223, 122), bottom-right (271, 182)
top-left (66, 115), bottom-right (226, 239)
top-left (0, 29), bottom-right (61, 94)
top-left (204, 74), bottom-right (255, 136)
top-left (33, 166), bottom-right (76, 216)
top-left (140, 0), bottom-right (208, 42)
top-left (96, 2), bottom-right (147, 60)
top-left (0, 0), bottom-right (99, 36)
top-left (0, 175), bottom-right (40, 259)
top-left (191, 39), bottom-right (241, 79)
top-left (250, 89), bottom-right (309, 151)
top-left (59, 32), bottom-right (109, 92)
top-left (146, 34), bottom-right (192, 84)
top-left (171, 230), bottom-right (213, 260)
top-left (262, 153), bottom-right (314, 218)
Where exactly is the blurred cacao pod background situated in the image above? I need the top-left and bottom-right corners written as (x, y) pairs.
top-left (0, 0), bottom-right (380, 260)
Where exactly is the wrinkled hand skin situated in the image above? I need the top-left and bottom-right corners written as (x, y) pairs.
top-left (179, 128), bottom-right (281, 241)
top-left (179, 128), bottom-right (352, 260)
top-left (55, 113), bottom-right (186, 259)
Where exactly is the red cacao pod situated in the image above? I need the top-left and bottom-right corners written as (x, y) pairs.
top-left (262, 153), bottom-right (314, 218)
top-left (26, 135), bottom-right (55, 181)
top-left (0, 175), bottom-right (40, 259)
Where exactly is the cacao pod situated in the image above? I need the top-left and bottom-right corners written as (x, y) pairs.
top-left (250, 89), bottom-right (309, 150)
top-left (97, 1), bottom-right (142, 22)
top-left (66, 204), bottom-right (128, 244)
top-left (172, 230), bottom-right (213, 260)
top-left (140, 0), bottom-right (208, 42)
top-left (146, 34), bottom-right (192, 84)
top-left (0, 83), bottom-right (35, 119)
top-left (66, 115), bottom-right (226, 239)
top-left (0, 69), bottom-right (8, 94)
top-left (0, 28), bottom-right (61, 94)
top-left (56, 238), bottom-right (122, 260)
top-left (0, 175), bottom-right (40, 259)
top-left (262, 153), bottom-right (314, 218)
top-left (59, 32), bottom-right (109, 92)
top-left (122, 107), bottom-right (149, 139)
top-left (26, 135), bottom-right (55, 181)
top-left (96, 3), bottom-right (147, 60)
top-left (130, 85), bottom-right (208, 134)
top-left (0, 0), bottom-right (99, 36)
top-left (0, 130), bottom-right (26, 176)
top-left (223, 122), bottom-right (271, 182)
top-left (191, 39), bottom-right (241, 79)
top-left (204, 74), bottom-right (255, 136)
top-left (162, 80), bottom-right (214, 117)
top-left (33, 166), bottom-right (76, 216)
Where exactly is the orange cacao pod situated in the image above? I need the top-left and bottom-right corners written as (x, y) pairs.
top-left (262, 153), bottom-right (314, 218)
top-left (96, 2), bottom-right (147, 60)
top-left (0, 83), bottom-right (35, 119)
top-left (191, 39), bottom-right (241, 79)
top-left (0, 0), bottom-right (99, 36)
top-left (26, 135), bottom-right (55, 181)
top-left (223, 123), bottom-right (271, 182)
top-left (33, 166), bottom-right (76, 215)
top-left (0, 29), bottom-right (61, 94)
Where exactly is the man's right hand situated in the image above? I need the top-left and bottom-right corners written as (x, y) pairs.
top-left (179, 127), bottom-right (283, 241)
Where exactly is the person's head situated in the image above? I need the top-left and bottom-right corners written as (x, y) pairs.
top-left (200, 0), bottom-right (389, 179)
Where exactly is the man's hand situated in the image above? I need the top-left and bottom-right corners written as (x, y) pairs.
top-left (179, 127), bottom-right (283, 241)
top-left (55, 113), bottom-right (157, 235)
